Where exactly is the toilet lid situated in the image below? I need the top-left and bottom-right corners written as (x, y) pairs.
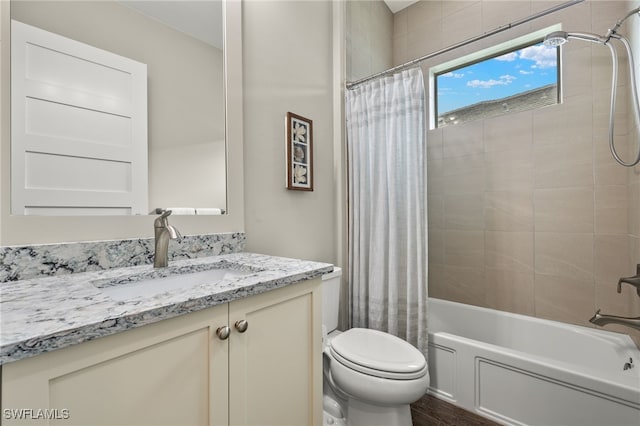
top-left (329, 328), bottom-right (427, 380)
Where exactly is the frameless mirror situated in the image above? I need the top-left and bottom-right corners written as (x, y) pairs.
top-left (10, 0), bottom-right (227, 216)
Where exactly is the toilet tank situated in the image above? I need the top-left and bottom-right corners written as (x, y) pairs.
top-left (321, 267), bottom-right (342, 333)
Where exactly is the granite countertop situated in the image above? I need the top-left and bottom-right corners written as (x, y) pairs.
top-left (0, 253), bottom-right (333, 365)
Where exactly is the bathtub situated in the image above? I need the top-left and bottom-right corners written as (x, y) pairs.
top-left (427, 298), bottom-right (640, 426)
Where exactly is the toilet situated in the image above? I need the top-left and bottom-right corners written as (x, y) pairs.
top-left (322, 268), bottom-right (429, 426)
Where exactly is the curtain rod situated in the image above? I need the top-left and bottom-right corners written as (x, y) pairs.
top-left (345, 0), bottom-right (584, 90)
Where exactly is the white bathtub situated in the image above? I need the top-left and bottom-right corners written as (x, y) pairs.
top-left (427, 298), bottom-right (640, 426)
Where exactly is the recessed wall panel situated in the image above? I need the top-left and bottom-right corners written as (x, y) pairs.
top-left (25, 152), bottom-right (131, 192)
top-left (25, 98), bottom-right (132, 148)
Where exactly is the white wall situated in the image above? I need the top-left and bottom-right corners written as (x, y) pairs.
top-left (242, 0), bottom-right (336, 263)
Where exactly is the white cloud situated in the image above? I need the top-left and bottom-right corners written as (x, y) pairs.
top-left (519, 70), bottom-right (534, 75)
top-left (519, 45), bottom-right (557, 68)
top-left (442, 72), bottom-right (465, 78)
top-left (494, 52), bottom-right (518, 62)
top-left (466, 74), bottom-right (516, 88)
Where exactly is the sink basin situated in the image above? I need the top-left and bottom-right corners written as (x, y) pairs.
top-left (93, 265), bottom-right (256, 302)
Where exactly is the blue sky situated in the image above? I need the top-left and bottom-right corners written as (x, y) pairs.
top-left (437, 42), bottom-right (558, 114)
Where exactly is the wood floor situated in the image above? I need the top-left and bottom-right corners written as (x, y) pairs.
top-left (411, 394), bottom-right (501, 426)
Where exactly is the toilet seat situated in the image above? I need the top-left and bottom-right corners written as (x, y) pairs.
top-left (329, 328), bottom-right (427, 380)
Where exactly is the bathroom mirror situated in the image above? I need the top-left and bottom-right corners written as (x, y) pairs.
top-left (10, 0), bottom-right (227, 216)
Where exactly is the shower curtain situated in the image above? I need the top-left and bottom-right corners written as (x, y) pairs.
top-left (345, 68), bottom-right (428, 355)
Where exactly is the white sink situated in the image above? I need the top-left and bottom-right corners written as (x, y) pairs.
top-left (94, 267), bottom-right (253, 302)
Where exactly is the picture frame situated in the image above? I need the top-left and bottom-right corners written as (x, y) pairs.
top-left (285, 112), bottom-right (313, 191)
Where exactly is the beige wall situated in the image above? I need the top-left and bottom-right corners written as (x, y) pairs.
top-left (346, 0), bottom-right (393, 82)
top-left (0, 0), bottom-right (245, 244)
top-left (390, 0), bottom-right (640, 339)
top-left (242, 0), bottom-right (336, 264)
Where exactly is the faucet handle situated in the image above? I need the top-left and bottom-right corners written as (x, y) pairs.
top-left (154, 209), bottom-right (173, 228)
top-left (617, 264), bottom-right (640, 297)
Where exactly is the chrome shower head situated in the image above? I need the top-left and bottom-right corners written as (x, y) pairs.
top-left (543, 31), bottom-right (569, 47)
top-left (543, 30), bottom-right (607, 46)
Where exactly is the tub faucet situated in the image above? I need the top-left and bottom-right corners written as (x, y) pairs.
top-left (154, 210), bottom-right (182, 268)
top-left (589, 309), bottom-right (640, 331)
top-left (617, 264), bottom-right (640, 297)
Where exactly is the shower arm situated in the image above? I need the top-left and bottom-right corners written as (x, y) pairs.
top-left (605, 7), bottom-right (640, 42)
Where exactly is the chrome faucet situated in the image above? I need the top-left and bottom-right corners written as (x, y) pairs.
top-left (590, 310), bottom-right (640, 331)
top-left (154, 210), bottom-right (182, 268)
top-left (618, 264), bottom-right (640, 297)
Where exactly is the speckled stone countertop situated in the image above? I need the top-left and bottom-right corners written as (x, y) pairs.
top-left (0, 253), bottom-right (333, 365)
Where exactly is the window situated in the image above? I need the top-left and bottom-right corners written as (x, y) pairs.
top-left (432, 33), bottom-right (560, 128)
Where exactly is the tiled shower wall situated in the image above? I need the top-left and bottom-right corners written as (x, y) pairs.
top-left (348, 0), bottom-right (639, 342)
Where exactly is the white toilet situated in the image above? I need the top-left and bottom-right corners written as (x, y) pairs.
top-left (322, 268), bottom-right (429, 426)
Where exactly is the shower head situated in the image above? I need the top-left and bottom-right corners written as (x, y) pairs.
top-left (543, 31), bottom-right (569, 47)
top-left (543, 30), bottom-right (607, 47)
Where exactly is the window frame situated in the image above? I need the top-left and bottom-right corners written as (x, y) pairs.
top-left (429, 25), bottom-right (562, 129)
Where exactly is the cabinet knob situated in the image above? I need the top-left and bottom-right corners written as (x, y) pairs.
top-left (216, 326), bottom-right (230, 340)
top-left (234, 320), bottom-right (248, 333)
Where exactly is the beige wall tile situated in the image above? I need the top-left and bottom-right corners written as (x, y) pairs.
top-left (392, 33), bottom-right (408, 66)
top-left (535, 232), bottom-right (594, 281)
top-left (593, 86), bottom-right (629, 142)
top-left (485, 268), bottom-right (535, 315)
top-left (591, 1), bottom-right (629, 35)
top-left (407, 24), bottom-right (444, 61)
top-left (428, 192), bottom-right (445, 229)
top-left (534, 187), bottom-right (595, 232)
top-left (533, 94), bottom-right (593, 146)
top-left (483, 110), bottom-right (532, 153)
top-left (560, 44), bottom-right (592, 98)
top-left (428, 228), bottom-right (445, 265)
top-left (441, 153), bottom-right (486, 194)
top-left (407, 0), bottom-right (442, 32)
top-left (444, 1), bottom-right (483, 45)
top-left (443, 230), bottom-right (485, 268)
top-left (428, 263), bottom-right (448, 299)
top-left (629, 182), bottom-right (640, 236)
top-left (534, 273), bottom-right (595, 327)
top-left (427, 126), bottom-right (443, 161)
top-left (427, 156), bottom-right (445, 196)
top-left (481, 1), bottom-right (532, 33)
top-left (594, 234), bottom-right (631, 285)
top-left (594, 127), bottom-right (628, 185)
top-left (534, 141), bottom-right (594, 189)
top-left (442, 1), bottom-right (479, 18)
top-left (533, 0), bottom-right (591, 31)
top-left (485, 146), bottom-right (534, 191)
top-left (595, 185), bottom-right (628, 234)
top-left (484, 190), bottom-right (534, 231)
top-left (629, 132), bottom-right (640, 183)
top-left (441, 265), bottom-right (487, 307)
top-left (443, 120), bottom-right (484, 158)
top-left (485, 230), bottom-right (534, 273)
top-left (444, 193), bottom-right (485, 230)
top-left (592, 46), bottom-right (629, 93)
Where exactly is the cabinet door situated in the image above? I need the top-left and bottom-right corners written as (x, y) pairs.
top-left (228, 278), bottom-right (322, 426)
top-left (1, 304), bottom-right (229, 426)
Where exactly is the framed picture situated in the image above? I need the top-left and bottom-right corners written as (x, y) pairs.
top-left (285, 112), bottom-right (313, 191)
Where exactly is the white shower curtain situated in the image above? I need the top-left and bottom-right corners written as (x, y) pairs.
top-left (345, 68), bottom-right (428, 355)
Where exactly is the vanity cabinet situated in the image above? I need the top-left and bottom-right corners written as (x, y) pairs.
top-left (1, 278), bottom-right (322, 426)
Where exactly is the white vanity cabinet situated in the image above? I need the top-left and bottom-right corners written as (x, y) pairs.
top-left (1, 278), bottom-right (322, 426)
